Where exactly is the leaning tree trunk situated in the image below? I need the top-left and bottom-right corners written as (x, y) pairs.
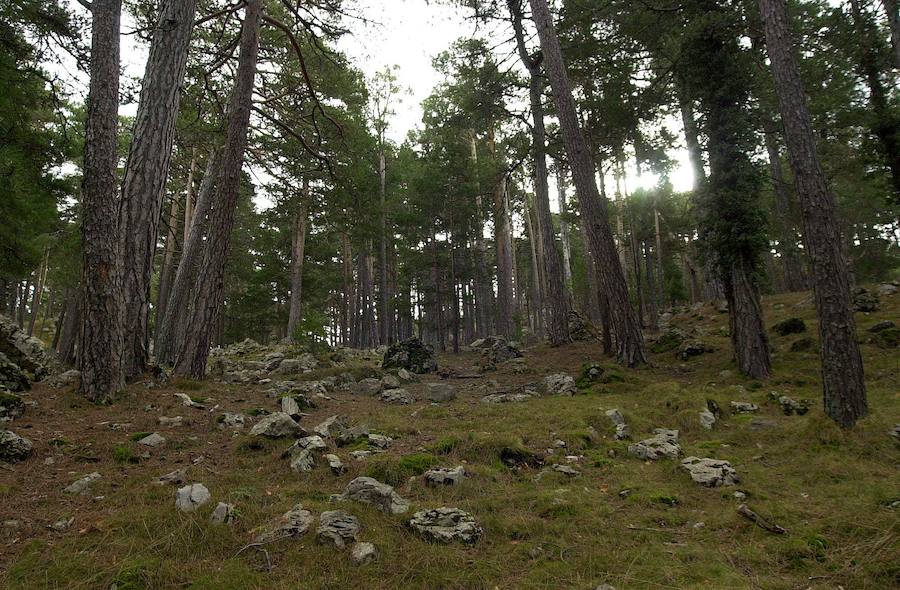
top-left (27, 245), bottom-right (49, 336)
top-left (528, 0), bottom-right (645, 365)
top-left (287, 179), bottom-right (309, 340)
top-left (760, 0), bottom-right (868, 427)
top-left (79, 0), bottom-right (124, 402)
top-left (173, 0), bottom-right (260, 378)
top-left (509, 0), bottom-right (569, 344)
top-left (120, 0), bottom-right (199, 378)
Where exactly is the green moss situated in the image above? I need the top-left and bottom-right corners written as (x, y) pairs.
top-left (112, 445), bottom-right (139, 464)
top-left (872, 327), bottom-right (899, 349)
top-left (129, 432), bottom-right (152, 442)
top-left (429, 436), bottom-right (461, 455)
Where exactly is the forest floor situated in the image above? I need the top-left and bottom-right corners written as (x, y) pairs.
top-left (1, 290), bottom-right (898, 590)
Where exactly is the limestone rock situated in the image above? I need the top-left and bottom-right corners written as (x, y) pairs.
top-left (137, 433), bottom-right (166, 448)
top-left (478, 336), bottom-right (522, 368)
top-left (210, 502), bottom-right (235, 524)
top-left (628, 429), bottom-right (681, 461)
top-left (325, 454), bottom-right (346, 474)
top-left (64, 472), bottom-right (101, 495)
top-left (540, 373), bottom-right (576, 396)
top-left (155, 468), bottom-right (187, 486)
top-left (340, 477), bottom-right (409, 514)
top-left (379, 388), bottom-right (415, 405)
top-left (681, 456), bottom-right (739, 487)
top-left (337, 424), bottom-right (370, 446)
top-left (0, 429), bottom-right (33, 462)
top-left (382, 337), bottom-right (437, 374)
top-left (367, 433), bottom-right (393, 449)
top-left (175, 483), bottom-right (211, 512)
top-left (0, 353), bottom-right (29, 392)
top-left (408, 507), bottom-right (482, 544)
top-left (316, 510), bottom-right (360, 549)
top-left (730, 401), bottom-right (759, 414)
top-left (776, 395), bottom-right (810, 416)
top-left (290, 449), bottom-right (316, 473)
top-left (218, 413), bottom-right (245, 430)
top-left (157, 416), bottom-right (183, 427)
top-left (350, 378), bottom-right (383, 396)
top-left (47, 369), bottom-right (80, 389)
top-left (249, 412), bottom-right (305, 438)
top-left (424, 465), bottom-right (466, 486)
top-left (481, 392), bottom-right (533, 404)
top-left (699, 409), bottom-right (717, 430)
top-left (314, 415), bottom-right (347, 438)
top-left (0, 391), bottom-right (24, 422)
top-left (552, 464), bottom-right (580, 477)
top-left (173, 393), bottom-right (204, 408)
top-left (281, 395), bottom-right (304, 419)
top-left (424, 382), bottom-right (457, 402)
top-left (350, 541), bottom-right (378, 565)
top-left (851, 287), bottom-right (880, 312)
top-left (381, 374), bottom-right (401, 389)
top-left (0, 314), bottom-right (49, 378)
top-left (254, 504), bottom-right (314, 543)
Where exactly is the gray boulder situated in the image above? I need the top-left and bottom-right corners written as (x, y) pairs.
top-left (218, 413), bottom-right (246, 430)
top-left (0, 391), bottom-right (24, 422)
top-left (0, 315), bottom-right (49, 378)
top-left (382, 337), bottom-right (437, 374)
top-left (681, 456), bottom-right (739, 487)
top-left (409, 507), bottom-right (482, 545)
top-left (0, 353), bottom-right (29, 392)
top-left (249, 412), bottom-right (305, 438)
top-left (340, 477), bottom-right (409, 514)
top-left (481, 392), bottom-right (533, 404)
top-left (540, 373), bottom-right (576, 396)
top-left (699, 409), bottom-right (717, 430)
top-left (424, 383), bottom-right (457, 402)
top-left (350, 378), bottom-right (383, 396)
top-left (379, 388), bottom-right (415, 405)
top-left (316, 510), bottom-right (361, 549)
top-left (0, 429), bottom-right (33, 462)
top-left (325, 454), bottom-right (346, 474)
top-left (210, 502), bottom-right (235, 524)
top-left (254, 504), bottom-right (314, 543)
top-left (628, 429), bottom-right (681, 460)
top-left (314, 415), bottom-right (347, 438)
top-left (290, 449), bottom-right (316, 473)
top-left (47, 369), bottom-right (80, 389)
top-left (424, 466), bottom-right (466, 487)
top-left (730, 401), bottom-right (759, 414)
top-left (175, 483), bottom-right (211, 512)
top-left (64, 472), bottom-right (102, 495)
top-left (350, 542), bottom-right (378, 565)
top-left (367, 434), bottom-right (393, 449)
top-left (137, 433), bottom-right (166, 448)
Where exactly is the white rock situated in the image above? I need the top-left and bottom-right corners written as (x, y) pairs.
top-left (350, 541), bottom-right (378, 565)
top-left (210, 502), bottom-right (235, 524)
top-left (175, 483), bottom-right (211, 512)
top-left (250, 412), bottom-right (304, 438)
top-left (64, 472), bottom-right (101, 495)
top-left (137, 433), bottom-right (166, 448)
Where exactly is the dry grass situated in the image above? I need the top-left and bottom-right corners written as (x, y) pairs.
top-left (1, 289), bottom-right (898, 589)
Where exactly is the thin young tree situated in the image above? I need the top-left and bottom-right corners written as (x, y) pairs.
top-left (79, 0), bottom-right (124, 402)
top-left (759, 0), bottom-right (867, 427)
top-left (527, 0), bottom-right (646, 365)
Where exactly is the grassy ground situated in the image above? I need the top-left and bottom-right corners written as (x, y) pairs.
top-left (1, 290), bottom-right (898, 589)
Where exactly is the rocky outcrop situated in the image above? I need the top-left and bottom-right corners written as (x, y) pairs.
top-left (254, 504), bottom-right (315, 544)
top-left (409, 508), bottom-right (482, 544)
top-left (628, 429), bottom-right (681, 460)
top-left (0, 429), bottom-right (32, 462)
top-left (340, 477), bottom-right (409, 514)
top-left (249, 412), bottom-right (305, 438)
top-left (382, 337), bottom-right (437, 374)
top-left (681, 457), bottom-right (739, 487)
top-left (316, 510), bottom-right (360, 549)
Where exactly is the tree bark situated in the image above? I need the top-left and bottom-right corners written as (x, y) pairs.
top-left (493, 175), bottom-right (516, 338)
top-left (155, 187), bottom-right (183, 348)
top-left (528, 0), bottom-right (645, 365)
top-left (120, 0), bottom-right (199, 378)
top-left (79, 0), bottom-right (124, 401)
top-left (27, 245), bottom-right (49, 336)
top-left (173, 0), bottom-right (260, 377)
top-left (378, 149), bottom-right (391, 345)
top-left (556, 168), bottom-right (574, 288)
top-left (760, 0), bottom-right (868, 427)
top-left (509, 0), bottom-right (569, 344)
top-left (287, 179), bottom-right (309, 340)
top-left (884, 0), bottom-right (900, 69)
top-left (763, 125), bottom-right (806, 292)
top-left (468, 132), bottom-right (493, 338)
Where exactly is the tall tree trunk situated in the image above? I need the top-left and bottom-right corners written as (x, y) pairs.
top-left (524, 196), bottom-right (544, 337)
top-left (678, 90), bottom-right (707, 186)
top-left (556, 168), bottom-right (574, 289)
top-left (120, 0), bottom-right (199, 378)
top-left (341, 232), bottom-right (352, 346)
top-left (493, 177), bottom-right (516, 338)
top-left (17, 279), bottom-right (29, 327)
top-left (468, 132), bottom-right (493, 338)
top-left (760, 0), bottom-right (868, 427)
top-left (528, 0), bottom-right (645, 365)
top-left (884, 0), bottom-right (900, 69)
top-left (27, 245), bottom-right (49, 336)
top-left (79, 0), bottom-right (124, 401)
top-left (849, 0), bottom-right (900, 198)
top-left (174, 0), bottom-right (260, 377)
top-left (59, 296), bottom-right (80, 365)
top-left (378, 149), bottom-right (391, 345)
top-left (644, 241), bottom-right (659, 332)
top-left (509, 0), bottom-right (569, 344)
top-left (763, 125), bottom-right (806, 292)
top-left (287, 181), bottom-right (309, 340)
top-left (155, 178), bottom-right (185, 350)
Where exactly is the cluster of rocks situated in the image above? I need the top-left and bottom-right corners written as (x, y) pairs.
top-left (605, 409), bottom-right (630, 440)
top-left (628, 429), bottom-right (681, 460)
top-left (869, 320), bottom-right (899, 349)
top-left (208, 346), bottom-right (320, 383)
top-left (470, 336), bottom-right (522, 370)
top-left (0, 429), bottom-right (33, 462)
top-left (681, 457), bottom-right (739, 487)
top-left (382, 337), bottom-right (437, 374)
top-left (539, 373), bottom-right (577, 396)
top-left (767, 393), bottom-right (810, 416)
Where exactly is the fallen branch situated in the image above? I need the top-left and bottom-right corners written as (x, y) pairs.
top-left (737, 504), bottom-right (787, 535)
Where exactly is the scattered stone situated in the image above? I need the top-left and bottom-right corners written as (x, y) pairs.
top-left (290, 449), bottom-right (316, 473)
top-left (0, 352), bottom-right (29, 392)
top-left (210, 502), bottom-right (235, 525)
top-left (315, 415), bottom-right (347, 438)
top-left (737, 504), bottom-right (787, 534)
top-left (350, 450), bottom-right (373, 460)
top-left (0, 390), bottom-right (24, 422)
top-left (777, 395), bottom-right (810, 416)
top-left (0, 429), bottom-right (31, 462)
top-left (316, 510), bottom-right (361, 549)
top-left (281, 395), bottom-right (304, 419)
top-left (325, 454), bottom-right (346, 474)
top-left (287, 435), bottom-right (328, 455)
top-left (379, 388), bottom-right (415, 405)
top-left (397, 368), bottom-right (415, 382)
top-left (350, 541), bottom-right (378, 565)
top-left (340, 477), bottom-right (409, 514)
top-left (870, 320), bottom-right (897, 333)
top-left (173, 393), bottom-right (204, 409)
top-left (628, 429), bottom-right (681, 461)
top-left (424, 465), bottom-right (466, 486)
top-left (249, 412), bottom-right (305, 438)
top-left (409, 507), bottom-right (482, 544)
top-left (350, 378), bottom-right (383, 396)
top-left (578, 362), bottom-right (606, 385)
top-left (48, 516), bottom-right (74, 532)
top-left (218, 413), bottom-right (245, 430)
top-left (155, 468), bottom-right (187, 486)
top-left (424, 382), bottom-right (457, 402)
top-left (568, 310), bottom-right (600, 341)
top-left (604, 409), bottom-right (630, 440)
top-left (0, 314), bottom-right (49, 378)
top-left (254, 504), bottom-right (314, 543)
top-left (337, 424), bottom-right (370, 446)
top-left (175, 483), bottom-right (211, 512)
top-left (677, 341), bottom-right (712, 360)
top-left (876, 282), bottom-right (898, 296)
top-left (851, 287), bottom-right (880, 312)
top-left (730, 401), bottom-right (759, 414)
top-left (479, 336), bottom-right (522, 367)
top-left (273, 354), bottom-right (318, 375)
top-left (47, 369), bottom-right (81, 389)
top-left (552, 464), bottom-right (580, 477)
top-left (381, 374), bottom-right (401, 389)
top-left (699, 409), bottom-right (717, 430)
top-left (137, 433), bottom-right (166, 448)
top-left (64, 472), bottom-right (102, 495)
top-left (368, 433), bottom-right (393, 449)
top-left (382, 337), bottom-right (438, 374)
top-left (681, 457), bottom-right (739, 487)
top-left (734, 491), bottom-right (747, 501)
top-left (481, 392), bottom-right (533, 404)
top-left (772, 317), bottom-right (806, 336)
top-left (540, 373), bottom-right (577, 396)
top-left (595, 585), bottom-right (618, 590)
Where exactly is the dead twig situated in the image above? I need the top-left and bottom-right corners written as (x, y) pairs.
top-left (737, 504), bottom-right (787, 535)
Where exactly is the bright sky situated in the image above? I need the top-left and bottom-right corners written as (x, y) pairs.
top-left (55, 0), bottom-right (695, 209)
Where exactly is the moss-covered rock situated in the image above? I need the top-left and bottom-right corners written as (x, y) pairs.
top-left (772, 317), bottom-right (806, 336)
top-left (382, 337), bottom-right (437, 374)
top-left (650, 329), bottom-right (685, 354)
top-left (0, 390), bottom-right (24, 421)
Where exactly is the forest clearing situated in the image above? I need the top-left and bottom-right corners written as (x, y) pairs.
top-left (1, 0), bottom-right (899, 588)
